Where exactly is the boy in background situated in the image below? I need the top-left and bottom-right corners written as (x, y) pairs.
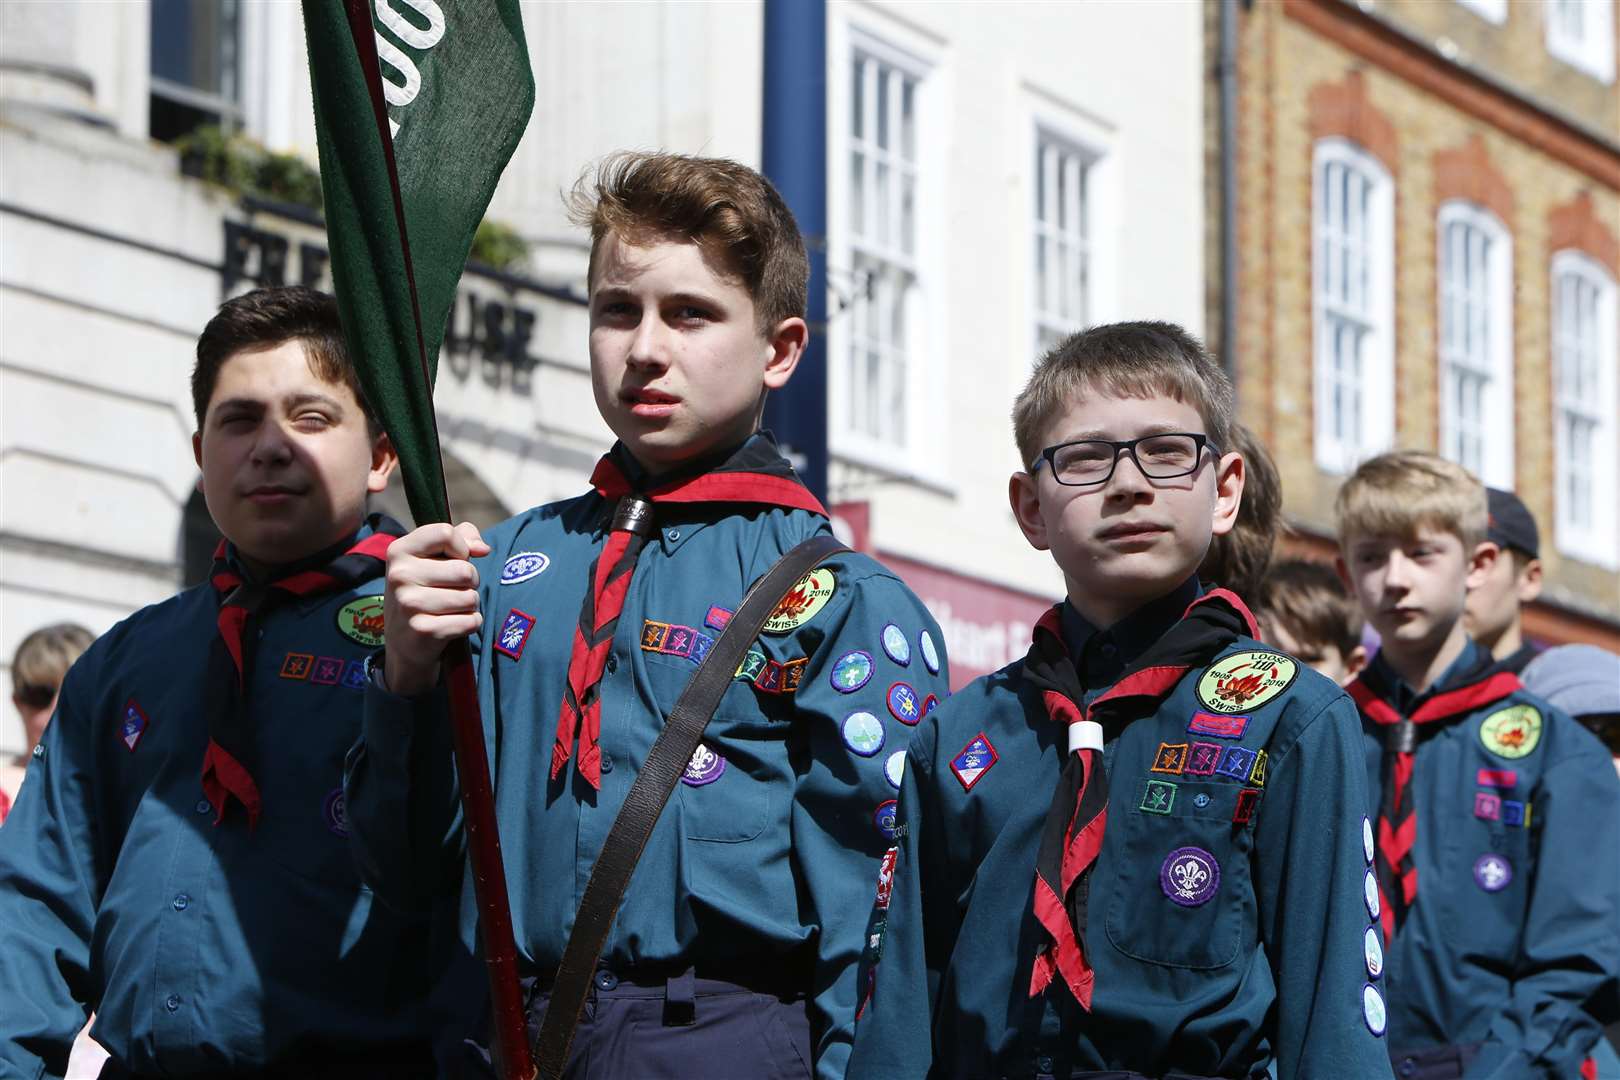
top-left (2, 623), bottom-right (94, 824)
top-left (1257, 558), bottom-right (1367, 685)
top-left (1197, 422), bottom-right (1282, 604)
top-left (1462, 488), bottom-right (1543, 674)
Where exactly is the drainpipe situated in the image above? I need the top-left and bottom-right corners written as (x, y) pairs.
top-left (1218, 0), bottom-right (1242, 384)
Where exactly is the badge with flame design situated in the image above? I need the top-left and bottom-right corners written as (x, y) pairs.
top-left (762, 568), bottom-right (836, 634)
top-left (1195, 651), bottom-right (1299, 714)
top-left (1479, 704), bottom-right (1542, 760)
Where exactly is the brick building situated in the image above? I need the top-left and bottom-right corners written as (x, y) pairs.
top-left (1209, 0), bottom-right (1620, 647)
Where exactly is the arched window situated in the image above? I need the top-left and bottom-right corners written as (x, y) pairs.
top-left (1551, 250), bottom-right (1618, 568)
top-left (1437, 201), bottom-right (1514, 488)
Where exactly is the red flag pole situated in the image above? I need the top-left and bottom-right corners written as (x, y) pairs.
top-left (336, 4), bottom-right (534, 1077)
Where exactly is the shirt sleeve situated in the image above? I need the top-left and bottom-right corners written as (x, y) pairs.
top-left (1462, 742), bottom-right (1620, 1080)
top-left (789, 571), bottom-right (949, 1080)
top-left (1253, 692), bottom-right (1395, 1080)
top-left (0, 660), bottom-right (101, 1079)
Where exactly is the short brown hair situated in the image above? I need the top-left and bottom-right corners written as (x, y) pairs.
top-left (1335, 450), bottom-right (1487, 549)
top-left (567, 151), bottom-right (809, 332)
top-left (11, 624), bottom-right (94, 709)
top-left (1259, 559), bottom-right (1365, 660)
top-left (192, 286), bottom-right (378, 434)
top-left (1012, 321), bottom-right (1236, 470)
top-left (1200, 423), bottom-right (1284, 601)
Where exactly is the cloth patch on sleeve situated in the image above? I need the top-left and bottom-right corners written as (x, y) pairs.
top-left (1233, 787), bottom-right (1261, 824)
top-left (494, 609), bottom-right (537, 660)
top-left (755, 660), bottom-right (785, 693)
top-left (949, 732), bottom-right (998, 791)
top-left (1476, 768), bottom-right (1517, 788)
top-left (763, 568), bottom-right (836, 633)
top-left (830, 650), bottom-right (875, 693)
top-left (1140, 779), bottom-right (1177, 814)
top-left (686, 631), bottom-right (714, 666)
top-left (1473, 791), bottom-right (1501, 821)
top-left (1151, 742), bottom-right (1190, 775)
top-left (1215, 745), bottom-right (1258, 781)
top-left (887, 682), bottom-right (922, 725)
top-left (1500, 800), bottom-right (1527, 827)
top-left (842, 711), bottom-right (886, 756)
top-left (1188, 711), bottom-right (1249, 739)
top-left (881, 624), bottom-right (911, 666)
top-left (884, 749), bottom-right (905, 789)
top-left (340, 659), bottom-right (368, 690)
top-left (279, 652), bottom-right (314, 680)
top-left (118, 698), bottom-right (150, 752)
top-left (1248, 749), bottom-right (1268, 787)
top-left (875, 846), bottom-right (898, 909)
top-left (663, 625), bottom-right (696, 658)
top-left (311, 657), bottom-right (344, 685)
top-left (735, 649), bottom-right (768, 682)
top-left (1185, 741), bottom-right (1222, 776)
top-left (704, 605), bottom-right (733, 632)
top-left (874, 799), bottom-right (900, 839)
top-left (641, 621), bottom-right (671, 651)
top-left (781, 658), bottom-right (807, 692)
top-left (922, 693), bottom-right (939, 717)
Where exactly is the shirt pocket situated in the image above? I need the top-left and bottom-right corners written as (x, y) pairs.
top-left (1102, 778), bottom-right (1256, 970)
top-left (1442, 809), bottom-right (1536, 955)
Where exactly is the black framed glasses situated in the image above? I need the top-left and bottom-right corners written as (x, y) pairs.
top-left (1031, 433), bottom-right (1219, 487)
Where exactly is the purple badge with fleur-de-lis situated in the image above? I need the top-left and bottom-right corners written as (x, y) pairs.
top-left (1160, 845), bottom-right (1221, 907)
top-left (681, 743), bottom-right (726, 787)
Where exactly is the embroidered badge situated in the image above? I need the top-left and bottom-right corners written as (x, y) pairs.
top-left (1195, 651), bottom-right (1299, 714)
top-left (782, 658), bottom-right (807, 692)
top-left (1248, 749), bottom-right (1268, 788)
top-left (1233, 787), bottom-right (1261, 824)
top-left (1500, 800), bottom-right (1526, 827)
top-left (118, 698), bottom-right (149, 752)
top-left (884, 750), bottom-right (906, 790)
top-left (1151, 742), bottom-right (1190, 775)
top-left (1188, 711), bottom-right (1249, 739)
top-left (1141, 779), bottom-right (1177, 814)
top-left (841, 711), bottom-right (886, 757)
top-left (1364, 926), bottom-right (1384, 979)
top-left (875, 847), bottom-right (898, 910)
top-left (340, 659), bottom-right (367, 690)
top-left (1160, 846), bottom-right (1220, 907)
top-left (1473, 853), bottom-right (1512, 892)
top-left (279, 652), bottom-right (314, 680)
top-left (887, 682), bottom-right (922, 725)
top-left (704, 605), bottom-right (733, 632)
top-left (494, 609), bottom-right (536, 661)
top-left (1215, 745), bottom-right (1258, 781)
top-left (500, 551), bottom-right (550, 585)
top-left (682, 744), bottom-right (726, 787)
top-left (874, 799), bottom-right (900, 839)
top-left (1363, 817), bottom-right (1375, 865)
top-left (641, 621), bottom-right (671, 651)
top-left (736, 649), bottom-right (768, 682)
top-left (663, 625), bottom-right (695, 659)
top-left (1476, 768), bottom-right (1518, 788)
top-left (323, 787), bottom-right (349, 837)
top-left (335, 595), bottom-right (386, 647)
top-left (949, 733), bottom-right (998, 791)
top-left (1362, 984), bottom-right (1387, 1037)
top-left (881, 624), bottom-right (911, 666)
top-left (687, 631), bottom-right (714, 666)
top-left (830, 650), bottom-right (875, 693)
top-left (922, 693), bottom-right (939, 717)
top-left (1185, 741), bottom-right (1222, 776)
top-left (1479, 705), bottom-right (1543, 760)
top-left (1364, 869), bottom-right (1381, 921)
top-left (1473, 791), bottom-right (1501, 821)
top-left (311, 656), bottom-right (344, 686)
top-left (919, 630), bottom-right (941, 675)
top-left (763, 568), bottom-right (836, 634)
top-left (755, 660), bottom-right (785, 693)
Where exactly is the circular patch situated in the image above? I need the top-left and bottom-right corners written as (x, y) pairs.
top-left (922, 693), bottom-right (939, 717)
top-left (323, 787), bottom-right (349, 837)
top-left (1195, 651), bottom-right (1299, 714)
top-left (881, 624), bottom-right (911, 666)
top-left (1363, 817), bottom-right (1375, 865)
top-left (1473, 853), bottom-right (1513, 892)
top-left (1479, 705), bottom-right (1543, 760)
top-left (681, 743), bottom-right (726, 787)
top-left (884, 750), bottom-right (906, 790)
top-left (763, 568), bottom-right (836, 634)
top-left (874, 799), bottom-right (899, 839)
top-left (1362, 984), bottom-right (1387, 1036)
top-left (335, 595), bottom-right (386, 647)
top-left (830, 650), bottom-right (875, 694)
top-left (1363, 869), bottom-right (1381, 921)
top-left (1160, 846), bottom-right (1221, 907)
top-left (500, 551), bottom-right (551, 585)
top-left (887, 682), bottom-right (922, 725)
top-left (919, 630), bottom-right (941, 675)
top-left (841, 711), bottom-right (886, 757)
top-left (1363, 926), bottom-right (1384, 979)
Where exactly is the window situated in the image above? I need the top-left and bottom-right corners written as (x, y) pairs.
top-left (1546, 0), bottom-right (1616, 82)
top-left (1312, 139), bottom-right (1395, 474)
top-left (1551, 251), bottom-right (1619, 567)
top-left (150, 0), bottom-right (242, 142)
top-left (1437, 201), bottom-right (1514, 487)
top-left (1456, 0), bottom-right (1507, 23)
top-left (1033, 132), bottom-right (1096, 358)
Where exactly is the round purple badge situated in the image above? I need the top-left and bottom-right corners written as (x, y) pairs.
top-left (873, 799), bottom-right (899, 839)
top-left (830, 650), bottom-right (875, 694)
top-left (323, 787), bottom-right (349, 837)
top-left (1160, 846), bottom-right (1221, 907)
top-left (682, 743), bottom-right (726, 787)
top-left (887, 682), bottom-right (921, 725)
top-left (1473, 853), bottom-right (1512, 893)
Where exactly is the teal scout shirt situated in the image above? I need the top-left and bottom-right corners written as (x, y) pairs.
top-left (0, 542), bottom-right (437, 1078)
top-left (1355, 642), bottom-right (1620, 1078)
top-left (849, 595), bottom-right (1392, 1080)
top-left (345, 441), bottom-right (951, 1079)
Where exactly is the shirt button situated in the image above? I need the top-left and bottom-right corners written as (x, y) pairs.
top-left (594, 970), bottom-right (619, 991)
top-left (600, 754), bottom-right (613, 774)
top-left (172, 894), bottom-right (190, 912)
top-left (195, 799), bottom-right (212, 815)
top-left (1193, 793), bottom-right (1211, 809)
top-left (1398, 1060), bottom-right (1417, 1078)
top-left (32, 744), bottom-right (44, 759)
top-left (666, 530), bottom-right (681, 542)
top-left (1100, 642), bottom-right (1117, 658)
top-left (1036, 1056), bottom-right (1054, 1074)
top-left (605, 654), bottom-right (618, 674)
top-left (165, 994), bottom-right (181, 1012)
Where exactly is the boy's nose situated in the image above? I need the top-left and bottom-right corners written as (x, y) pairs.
top-left (250, 424), bottom-right (294, 465)
top-left (626, 315), bottom-right (671, 370)
top-left (1106, 448), bottom-right (1153, 496)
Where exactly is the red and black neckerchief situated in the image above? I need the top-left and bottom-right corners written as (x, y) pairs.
top-left (1023, 589), bottom-right (1256, 1009)
top-left (553, 436), bottom-right (827, 790)
top-left (1348, 650), bottom-right (1520, 938)
top-left (204, 514), bottom-right (404, 827)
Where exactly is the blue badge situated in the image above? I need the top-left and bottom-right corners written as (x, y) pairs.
top-left (493, 608), bottom-right (536, 661)
top-left (873, 799), bottom-right (899, 839)
top-left (949, 732), bottom-right (998, 791)
top-left (687, 631), bottom-right (714, 666)
top-left (118, 698), bottom-right (149, 752)
top-left (1500, 799), bottom-right (1525, 827)
top-left (830, 650), bottom-right (875, 693)
top-left (1473, 853), bottom-right (1512, 892)
top-left (682, 743), bottom-right (726, 787)
top-left (1362, 984), bottom-right (1386, 1037)
top-left (1364, 926), bottom-right (1384, 979)
top-left (1160, 846), bottom-right (1220, 907)
top-left (340, 659), bottom-right (367, 690)
top-left (311, 656), bottom-right (343, 686)
top-left (881, 624), bottom-right (911, 666)
top-left (841, 711), bottom-right (886, 757)
top-left (922, 693), bottom-right (939, 716)
top-left (500, 551), bottom-right (550, 585)
top-left (887, 682), bottom-right (922, 725)
top-left (884, 750), bottom-right (906, 790)
top-left (323, 787), bottom-right (349, 837)
top-left (919, 630), bottom-right (940, 674)
top-left (1214, 745), bottom-right (1258, 781)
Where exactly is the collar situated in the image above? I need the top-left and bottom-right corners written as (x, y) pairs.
top-left (1368, 638), bottom-right (1483, 713)
top-left (1061, 576), bottom-right (1203, 688)
top-left (1353, 637), bottom-right (1522, 727)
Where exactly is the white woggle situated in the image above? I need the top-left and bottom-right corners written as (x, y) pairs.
top-left (1069, 720), bottom-right (1104, 754)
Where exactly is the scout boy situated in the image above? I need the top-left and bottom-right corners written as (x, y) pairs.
top-left (345, 151), bottom-right (950, 1078)
top-left (1337, 451), bottom-right (1620, 1078)
top-left (848, 322), bottom-right (1391, 1079)
top-left (1462, 487), bottom-right (1544, 674)
top-left (1258, 558), bottom-right (1368, 686)
top-left (0, 287), bottom-right (438, 1076)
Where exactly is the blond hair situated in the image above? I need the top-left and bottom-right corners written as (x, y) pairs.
top-left (1012, 321), bottom-right (1235, 470)
top-left (1335, 450), bottom-right (1487, 549)
top-left (11, 623), bottom-right (94, 709)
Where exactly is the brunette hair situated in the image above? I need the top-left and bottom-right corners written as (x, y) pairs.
top-left (1199, 423), bottom-right (1283, 601)
top-left (1258, 559), bottom-right (1365, 660)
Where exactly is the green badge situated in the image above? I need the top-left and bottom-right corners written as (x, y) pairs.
top-left (1195, 651), bottom-right (1299, 714)
top-left (336, 596), bottom-right (386, 647)
top-left (1479, 705), bottom-right (1543, 760)
top-left (1141, 780), bottom-right (1177, 815)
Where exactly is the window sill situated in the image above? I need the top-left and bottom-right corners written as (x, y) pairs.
top-left (1554, 533), bottom-right (1620, 572)
top-left (831, 438), bottom-right (959, 499)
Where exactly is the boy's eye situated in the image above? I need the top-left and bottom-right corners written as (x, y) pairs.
top-left (671, 305), bottom-right (712, 323)
top-left (294, 412), bottom-right (332, 429)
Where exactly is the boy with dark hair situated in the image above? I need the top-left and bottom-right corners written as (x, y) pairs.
top-left (1462, 487), bottom-right (1544, 674)
top-left (346, 152), bottom-right (949, 1078)
top-left (1197, 422), bottom-right (1282, 603)
top-left (0, 286), bottom-right (439, 1076)
top-left (1258, 558), bottom-right (1367, 685)
top-left (847, 322), bottom-right (1388, 1079)
top-left (1337, 451), bottom-right (1620, 1079)
top-left (3, 623), bottom-right (95, 823)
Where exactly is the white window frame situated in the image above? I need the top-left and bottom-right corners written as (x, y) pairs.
top-left (1550, 250), bottom-right (1619, 568)
top-left (1311, 138), bottom-right (1396, 475)
top-left (1437, 200), bottom-right (1515, 489)
top-left (1030, 126), bottom-right (1098, 361)
top-left (1545, 0), bottom-right (1616, 83)
top-left (1456, 0), bottom-right (1508, 24)
top-left (826, 10), bottom-right (948, 482)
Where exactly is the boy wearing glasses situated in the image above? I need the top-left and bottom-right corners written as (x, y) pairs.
top-left (848, 322), bottom-right (1390, 1079)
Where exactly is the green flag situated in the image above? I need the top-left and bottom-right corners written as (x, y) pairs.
top-left (303, 0), bottom-right (534, 525)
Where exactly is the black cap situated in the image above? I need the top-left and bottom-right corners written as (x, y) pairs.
top-left (1486, 488), bottom-right (1539, 559)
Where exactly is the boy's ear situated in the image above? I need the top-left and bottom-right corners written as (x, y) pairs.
top-left (1342, 643), bottom-right (1369, 684)
top-left (192, 431), bottom-right (204, 478)
top-left (1008, 471), bottom-right (1050, 552)
top-left (1466, 540), bottom-right (1500, 592)
top-left (367, 431), bottom-right (400, 494)
top-left (761, 316), bottom-right (808, 391)
top-left (1208, 451), bottom-right (1245, 537)
top-left (1517, 557), bottom-right (1544, 603)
